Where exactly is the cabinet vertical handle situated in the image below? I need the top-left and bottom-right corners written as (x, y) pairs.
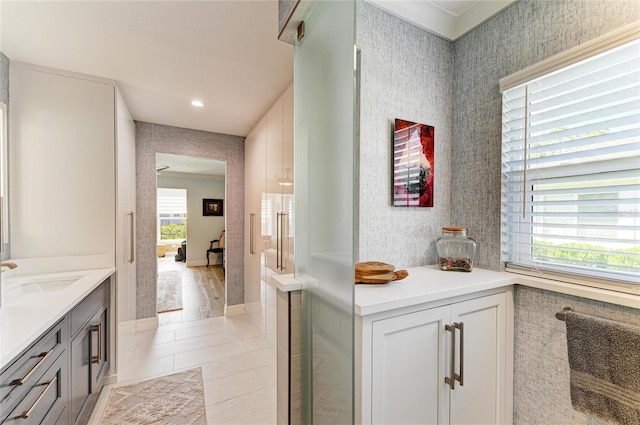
top-left (445, 324), bottom-right (456, 390)
top-left (276, 212), bottom-right (282, 270)
top-left (250, 213), bottom-right (256, 255)
top-left (281, 212), bottom-right (288, 272)
top-left (14, 376), bottom-right (58, 420)
top-left (9, 349), bottom-right (55, 386)
top-left (454, 322), bottom-right (464, 386)
top-left (128, 211), bottom-right (135, 263)
top-left (91, 323), bottom-right (102, 364)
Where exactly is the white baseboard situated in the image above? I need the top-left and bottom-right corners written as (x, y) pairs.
top-left (134, 316), bottom-right (159, 331)
top-left (225, 304), bottom-right (245, 316)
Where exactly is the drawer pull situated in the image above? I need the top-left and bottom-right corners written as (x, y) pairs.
top-left (9, 349), bottom-right (54, 386)
top-left (14, 376), bottom-right (58, 420)
top-left (91, 323), bottom-right (102, 364)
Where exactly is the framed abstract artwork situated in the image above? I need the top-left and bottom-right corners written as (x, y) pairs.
top-left (393, 119), bottom-right (435, 207)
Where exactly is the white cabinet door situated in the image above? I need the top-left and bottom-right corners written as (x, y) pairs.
top-left (116, 88), bottom-right (136, 322)
top-left (244, 116), bottom-right (266, 334)
top-left (10, 65), bottom-right (115, 258)
top-left (371, 306), bottom-right (450, 425)
top-left (449, 293), bottom-right (507, 425)
top-left (364, 291), bottom-right (511, 425)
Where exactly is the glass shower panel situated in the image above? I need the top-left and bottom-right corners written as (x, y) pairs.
top-left (294, 1), bottom-right (355, 423)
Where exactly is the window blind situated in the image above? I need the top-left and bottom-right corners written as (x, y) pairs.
top-left (500, 32), bottom-right (640, 287)
top-left (157, 188), bottom-right (187, 215)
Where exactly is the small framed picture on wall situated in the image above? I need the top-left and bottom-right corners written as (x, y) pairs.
top-left (203, 199), bottom-right (223, 216)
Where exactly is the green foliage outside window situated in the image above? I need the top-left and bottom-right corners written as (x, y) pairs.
top-left (533, 241), bottom-right (640, 271)
top-left (160, 224), bottom-right (186, 240)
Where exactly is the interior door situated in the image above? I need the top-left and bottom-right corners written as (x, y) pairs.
top-left (294, 1), bottom-right (356, 423)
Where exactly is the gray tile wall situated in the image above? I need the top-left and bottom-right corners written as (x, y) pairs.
top-left (356, 2), bottom-right (453, 268)
top-left (135, 121), bottom-right (245, 319)
top-left (452, 0), bottom-right (640, 271)
top-left (0, 52), bottom-right (9, 260)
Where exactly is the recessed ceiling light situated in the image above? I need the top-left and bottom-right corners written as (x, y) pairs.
top-left (191, 100), bottom-right (204, 107)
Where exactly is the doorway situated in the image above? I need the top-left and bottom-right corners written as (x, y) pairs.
top-left (155, 153), bottom-right (226, 325)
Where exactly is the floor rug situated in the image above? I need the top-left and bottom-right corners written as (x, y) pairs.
top-left (157, 270), bottom-right (183, 313)
top-left (99, 368), bottom-right (207, 425)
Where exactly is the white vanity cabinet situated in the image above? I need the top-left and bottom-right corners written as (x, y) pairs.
top-left (356, 267), bottom-right (514, 425)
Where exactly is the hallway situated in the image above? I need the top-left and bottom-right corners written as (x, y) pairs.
top-left (90, 313), bottom-right (277, 424)
top-left (157, 254), bottom-right (225, 326)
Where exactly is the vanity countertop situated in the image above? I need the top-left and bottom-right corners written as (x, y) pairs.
top-left (356, 265), bottom-right (514, 316)
top-left (0, 267), bottom-right (115, 369)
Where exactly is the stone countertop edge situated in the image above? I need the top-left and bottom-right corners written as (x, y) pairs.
top-left (0, 267), bottom-right (116, 370)
top-left (355, 265), bottom-right (639, 316)
top-left (269, 273), bottom-right (302, 292)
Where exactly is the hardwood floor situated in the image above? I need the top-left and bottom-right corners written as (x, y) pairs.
top-left (157, 254), bottom-right (225, 326)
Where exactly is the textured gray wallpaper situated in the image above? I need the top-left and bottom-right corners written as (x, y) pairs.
top-left (514, 287), bottom-right (640, 425)
top-left (450, 1), bottom-right (640, 423)
top-left (452, 0), bottom-right (640, 271)
top-left (0, 52), bottom-right (9, 260)
top-left (0, 53), bottom-right (8, 104)
top-left (135, 122), bottom-right (245, 319)
top-left (356, 2), bottom-right (453, 268)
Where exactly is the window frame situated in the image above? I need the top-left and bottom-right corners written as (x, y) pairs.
top-left (499, 23), bottom-right (640, 293)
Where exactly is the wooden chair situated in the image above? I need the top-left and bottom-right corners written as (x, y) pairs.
top-left (206, 231), bottom-right (225, 269)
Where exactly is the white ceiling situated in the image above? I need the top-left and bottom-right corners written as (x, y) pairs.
top-left (0, 0), bottom-right (514, 147)
top-left (368, 0), bottom-right (517, 41)
top-left (0, 0), bottom-right (294, 137)
top-left (156, 153), bottom-right (225, 179)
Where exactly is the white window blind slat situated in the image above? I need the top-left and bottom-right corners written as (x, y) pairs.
top-left (500, 31), bottom-right (640, 288)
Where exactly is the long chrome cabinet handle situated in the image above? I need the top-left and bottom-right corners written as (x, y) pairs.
top-left (91, 323), bottom-right (102, 364)
top-left (281, 212), bottom-right (288, 272)
top-left (14, 376), bottom-right (58, 420)
top-left (249, 213), bottom-right (256, 255)
top-left (444, 324), bottom-right (456, 390)
top-left (454, 322), bottom-right (464, 386)
top-left (276, 212), bottom-right (282, 270)
top-left (10, 349), bottom-right (55, 386)
top-left (128, 212), bottom-right (135, 263)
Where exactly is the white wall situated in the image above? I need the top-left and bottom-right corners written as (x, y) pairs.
top-left (157, 175), bottom-right (225, 265)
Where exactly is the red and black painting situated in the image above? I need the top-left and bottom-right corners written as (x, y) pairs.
top-left (393, 119), bottom-right (435, 207)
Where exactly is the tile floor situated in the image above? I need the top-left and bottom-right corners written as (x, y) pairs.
top-left (89, 313), bottom-right (277, 424)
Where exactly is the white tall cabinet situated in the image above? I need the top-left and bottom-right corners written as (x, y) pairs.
top-left (244, 84), bottom-right (294, 347)
top-left (115, 89), bottom-right (137, 323)
top-left (9, 62), bottom-right (136, 379)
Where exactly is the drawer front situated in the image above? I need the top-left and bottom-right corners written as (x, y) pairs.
top-left (1, 350), bottom-right (68, 425)
top-left (70, 279), bottom-right (110, 338)
top-left (0, 319), bottom-right (67, 415)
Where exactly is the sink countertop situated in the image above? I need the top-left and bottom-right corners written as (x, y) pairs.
top-left (355, 265), bottom-right (515, 317)
top-left (0, 267), bottom-right (115, 369)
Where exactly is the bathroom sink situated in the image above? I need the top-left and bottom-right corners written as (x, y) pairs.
top-left (8, 275), bottom-right (82, 294)
top-left (20, 277), bottom-right (81, 293)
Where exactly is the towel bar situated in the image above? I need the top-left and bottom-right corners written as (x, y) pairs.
top-left (555, 307), bottom-right (575, 321)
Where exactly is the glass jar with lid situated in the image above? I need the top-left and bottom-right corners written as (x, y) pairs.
top-left (436, 227), bottom-right (476, 272)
